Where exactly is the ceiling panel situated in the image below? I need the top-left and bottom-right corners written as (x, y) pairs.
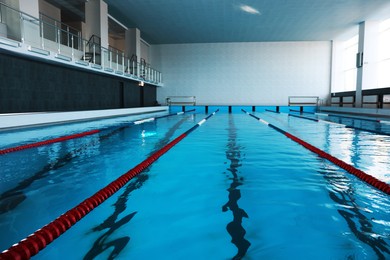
top-left (104, 0), bottom-right (390, 44)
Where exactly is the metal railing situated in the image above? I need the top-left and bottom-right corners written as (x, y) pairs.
top-left (39, 13), bottom-right (82, 51)
top-left (0, 2), bottom-right (162, 85)
top-left (288, 96), bottom-right (319, 106)
top-left (166, 96), bottom-right (196, 106)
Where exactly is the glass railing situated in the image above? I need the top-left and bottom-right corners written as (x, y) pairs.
top-left (0, 2), bottom-right (162, 85)
top-left (39, 13), bottom-right (82, 51)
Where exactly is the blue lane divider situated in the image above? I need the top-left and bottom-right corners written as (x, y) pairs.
top-left (322, 112), bottom-right (380, 123)
top-left (265, 109), bottom-right (280, 114)
top-left (289, 109), bottom-right (315, 114)
top-left (288, 114), bottom-right (319, 122)
top-left (287, 112), bottom-right (390, 136)
top-left (316, 112), bottom-right (390, 125)
top-left (133, 109), bottom-right (195, 124)
top-left (184, 109), bottom-right (219, 135)
top-left (241, 109), bottom-right (390, 196)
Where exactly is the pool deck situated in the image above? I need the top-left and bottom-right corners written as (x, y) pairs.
top-left (0, 106), bottom-right (169, 131)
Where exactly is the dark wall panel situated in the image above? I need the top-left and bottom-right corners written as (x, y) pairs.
top-left (0, 52), bottom-right (157, 113)
top-left (143, 85), bottom-right (157, 106)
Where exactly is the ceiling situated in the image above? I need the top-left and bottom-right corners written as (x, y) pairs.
top-left (104, 0), bottom-right (390, 44)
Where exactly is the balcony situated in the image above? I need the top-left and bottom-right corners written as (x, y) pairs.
top-left (0, 2), bottom-right (162, 86)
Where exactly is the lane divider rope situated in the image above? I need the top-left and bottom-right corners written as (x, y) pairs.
top-left (0, 110), bottom-right (195, 156)
top-left (242, 109), bottom-right (390, 195)
top-left (288, 113), bottom-right (390, 136)
top-left (288, 113), bottom-right (319, 122)
top-left (319, 112), bottom-right (390, 124)
top-left (289, 109), bottom-right (315, 115)
top-left (265, 109), bottom-right (280, 114)
top-left (0, 130), bottom-right (100, 155)
top-left (0, 109), bottom-right (219, 260)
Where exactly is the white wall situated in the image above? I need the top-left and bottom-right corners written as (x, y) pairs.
top-left (152, 41), bottom-right (331, 105)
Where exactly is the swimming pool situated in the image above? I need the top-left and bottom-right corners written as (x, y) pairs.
top-left (0, 107), bottom-right (389, 259)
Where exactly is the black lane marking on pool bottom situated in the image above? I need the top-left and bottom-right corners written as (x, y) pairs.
top-left (321, 166), bottom-right (390, 259)
top-left (83, 116), bottom-right (189, 260)
top-left (0, 126), bottom-right (127, 215)
top-left (222, 114), bottom-right (251, 259)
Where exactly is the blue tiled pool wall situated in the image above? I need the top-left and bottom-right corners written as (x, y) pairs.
top-left (168, 105), bottom-right (317, 113)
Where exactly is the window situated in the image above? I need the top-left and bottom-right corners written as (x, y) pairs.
top-left (342, 35), bottom-right (358, 92)
top-left (378, 18), bottom-right (390, 89)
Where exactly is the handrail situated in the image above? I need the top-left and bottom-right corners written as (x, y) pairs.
top-left (39, 13), bottom-right (80, 37)
top-left (87, 34), bottom-right (101, 46)
top-left (166, 96), bottom-right (196, 106)
top-left (288, 96), bottom-right (319, 106)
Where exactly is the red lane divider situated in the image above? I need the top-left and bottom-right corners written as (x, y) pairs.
top-left (0, 110), bottom-right (195, 156)
top-left (285, 133), bottom-right (390, 195)
top-left (241, 109), bottom-right (390, 195)
top-left (0, 110), bottom-right (218, 260)
top-left (0, 130), bottom-right (100, 155)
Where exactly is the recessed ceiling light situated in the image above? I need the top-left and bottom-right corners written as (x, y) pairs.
top-left (240, 4), bottom-right (260, 15)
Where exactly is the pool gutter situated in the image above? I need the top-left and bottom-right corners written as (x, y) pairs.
top-left (0, 106), bottom-right (168, 131)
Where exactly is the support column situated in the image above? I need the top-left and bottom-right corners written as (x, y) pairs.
top-left (85, 0), bottom-right (108, 48)
top-left (125, 28), bottom-right (141, 61)
top-left (19, 0), bottom-right (40, 45)
top-left (19, 0), bottom-right (39, 17)
top-left (356, 21), bottom-right (380, 107)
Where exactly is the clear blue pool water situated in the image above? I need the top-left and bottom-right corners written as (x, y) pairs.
top-left (0, 106), bottom-right (389, 259)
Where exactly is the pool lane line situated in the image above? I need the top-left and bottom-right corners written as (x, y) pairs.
top-left (318, 112), bottom-right (390, 124)
top-left (288, 113), bottom-right (390, 136)
top-left (288, 113), bottom-right (319, 122)
top-left (0, 110), bottom-right (219, 260)
top-left (265, 109), bottom-right (280, 114)
top-left (0, 110), bottom-right (195, 156)
top-left (242, 109), bottom-right (390, 195)
top-left (0, 130), bottom-right (100, 155)
top-left (289, 109), bottom-right (315, 114)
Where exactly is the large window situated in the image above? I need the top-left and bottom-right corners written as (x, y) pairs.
top-left (378, 18), bottom-right (390, 89)
top-left (342, 35), bottom-right (358, 92)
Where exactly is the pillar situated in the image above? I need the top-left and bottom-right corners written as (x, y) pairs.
top-left (19, 0), bottom-right (40, 45)
top-left (85, 0), bottom-right (108, 48)
top-left (125, 27), bottom-right (141, 61)
top-left (356, 21), bottom-right (380, 107)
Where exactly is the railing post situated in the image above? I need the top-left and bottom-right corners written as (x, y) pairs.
top-left (83, 40), bottom-right (86, 61)
top-left (54, 20), bottom-right (57, 43)
top-left (20, 13), bottom-right (25, 43)
top-left (57, 26), bottom-right (61, 53)
top-left (116, 50), bottom-right (119, 71)
top-left (40, 20), bottom-right (44, 49)
top-left (78, 32), bottom-right (81, 51)
top-left (71, 34), bottom-right (74, 58)
top-left (93, 44), bottom-right (96, 64)
top-left (109, 50), bottom-right (112, 69)
top-left (102, 49), bottom-right (105, 68)
top-left (122, 55), bottom-right (125, 73)
top-left (67, 26), bottom-right (70, 47)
